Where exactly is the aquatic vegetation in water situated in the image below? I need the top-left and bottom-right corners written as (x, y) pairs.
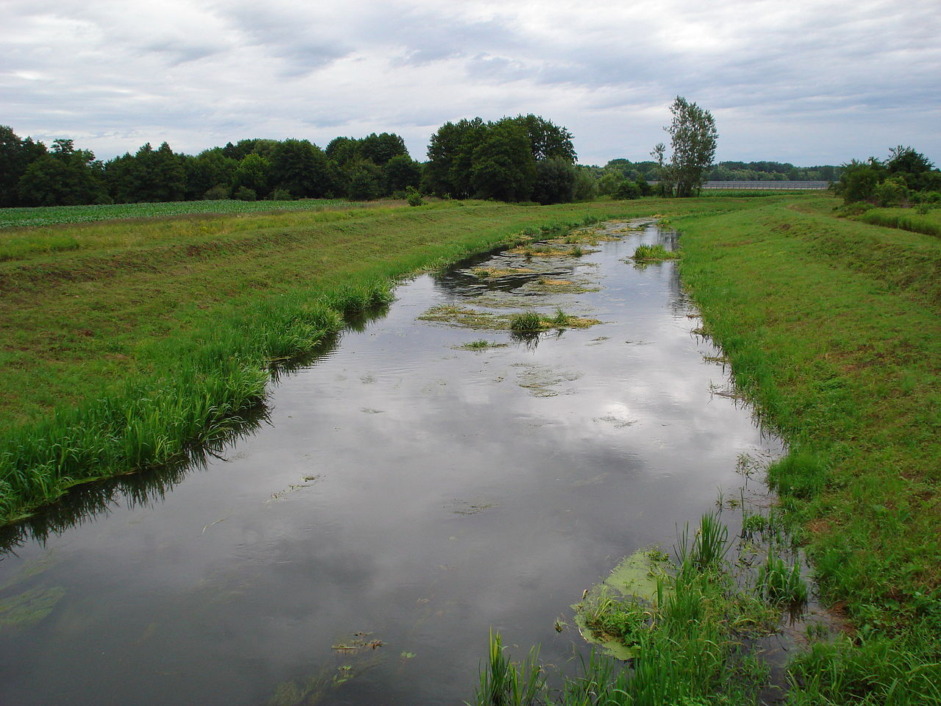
top-left (470, 266), bottom-right (534, 278)
top-left (629, 243), bottom-right (680, 262)
top-left (509, 310), bottom-right (543, 333)
top-left (422, 306), bottom-right (601, 333)
top-left (455, 339), bottom-right (508, 351)
top-left (0, 586), bottom-right (66, 631)
top-left (472, 630), bottom-right (545, 706)
top-left (573, 549), bottom-right (670, 660)
top-left (757, 546), bottom-right (809, 609)
top-left (513, 363), bottom-right (581, 397)
top-left (449, 499), bottom-right (496, 515)
top-left (674, 512), bottom-right (732, 572)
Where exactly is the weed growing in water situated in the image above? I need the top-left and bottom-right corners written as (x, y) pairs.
top-left (674, 512), bottom-right (732, 573)
top-left (458, 340), bottom-right (505, 351)
top-left (757, 546), bottom-right (809, 609)
top-left (473, 631), bottom-right (545, 706)
top-left (509, 310), bottom-right (543, 333)
top-left (548, 308), bottom-right (571, 327)
top-left (632, 243), bottom-right (679, 262)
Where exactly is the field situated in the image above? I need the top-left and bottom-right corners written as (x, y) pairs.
top-left (0, 197), bottom-right (364, 231)
top-left (2, 194), bottom-right (939, 702)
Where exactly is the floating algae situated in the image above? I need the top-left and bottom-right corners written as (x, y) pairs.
top-left (572, 549), bottom-right (671, 660)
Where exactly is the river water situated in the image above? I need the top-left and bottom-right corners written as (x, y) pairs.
top-left (0, 222), bottom-right (782, 705)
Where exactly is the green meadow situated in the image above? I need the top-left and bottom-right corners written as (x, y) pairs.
top-left (2, 194), bottom-right (939, 702)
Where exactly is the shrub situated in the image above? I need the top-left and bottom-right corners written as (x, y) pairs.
top-left (405, 185), bottom-right (424, 207)
top-left (269, 188), bottom-right (293, 201)
top-left (203, 184), bottom-right (230, 200)
top-left (233, 186), bottom-right (257, 201)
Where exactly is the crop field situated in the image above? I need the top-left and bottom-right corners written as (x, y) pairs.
top-left (0, 197), bottom-right (361, 230)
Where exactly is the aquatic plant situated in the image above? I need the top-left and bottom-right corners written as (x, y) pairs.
top-left (473, 630), bottom-right (545, 706)
top-left (757, 547), bottom-right (808, 608)
top-left (509, 310), bottom-right (543, 333)
top-left (674, 512), bottom-right (731, 573)
top-left (548, 308), bottom-right (571, 327)
top-left (632, 243), bottom-right (679, 261)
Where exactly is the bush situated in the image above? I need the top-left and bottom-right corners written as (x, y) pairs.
top-left (405, 185), bottom-right (424, 207)
top-left (269, 188), bottom-right (293, 201)
top-left (233, 186), bottom-right (257, 201)
top-left (203, 184), bottom-right (230, 200)
top-left (874, 176), bottom-right (909, 207)
top-left (614, 180), bottom-right (641, 200)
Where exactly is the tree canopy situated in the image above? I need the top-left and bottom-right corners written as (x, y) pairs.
top-left (657, 96), bottom-right (718, 197)
top-left (423, 114), bottom-right (578, 203)
top-left (0, 126), bottom-right (423, 207)
top-left (834, 147), bottom-right (940, 206)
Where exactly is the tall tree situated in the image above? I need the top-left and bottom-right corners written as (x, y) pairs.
top-left (0, 126), bottom-right (47, 207)
top-left (17, 139), bottom-right (107, 206)
top-left (517, 114), bottom-right (576, 163)
top-left (270, 139), bottom-right (331, 198)
top-left (359, 132), bottom-right (408, 166)
top-left (470, 119), bottom-right (536, 202)
top-left (662, 96), bottom-right (718, 197)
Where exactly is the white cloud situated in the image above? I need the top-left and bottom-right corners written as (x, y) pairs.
top-left (1, 0), bottom-right (938, 165)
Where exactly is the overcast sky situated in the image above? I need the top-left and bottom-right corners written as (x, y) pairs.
top-left (2, 0), bottom-right (939, 167)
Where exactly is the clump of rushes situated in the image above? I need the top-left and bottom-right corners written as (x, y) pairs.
top-left (509, 310), bottom-right (543, 333)
top-left (674, 512), bottom-right (731, 573)
top-left (473, 631), bottom-right (545, 706)
top-left (757, 546), bottom-right (809, 609)
top-left (632, 243), bottom-right (679, 261)
top-left (458, 340), bottom-right (506, 351)
top-left (549, 308), bottom-right (571, 327)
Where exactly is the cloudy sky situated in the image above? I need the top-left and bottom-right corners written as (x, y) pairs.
top-left (2, 0), bottom-right (939, 167)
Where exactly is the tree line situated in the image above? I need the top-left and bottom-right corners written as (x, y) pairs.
top-left (3, 97), bottom-right (870, 210)
top-left (1, 116), bottom-right (596, 209)
top-left (0, 110), bottom-right (677, 208)
top-left (0, 127), bottom-right (424, 208)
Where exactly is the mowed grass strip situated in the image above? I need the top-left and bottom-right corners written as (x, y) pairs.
top-left (676, 196), bottom-right (941, 701)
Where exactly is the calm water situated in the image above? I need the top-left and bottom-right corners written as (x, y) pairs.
top-left (0, 222), bottom-right (782, 705)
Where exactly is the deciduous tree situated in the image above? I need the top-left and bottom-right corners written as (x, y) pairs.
top-left (662, 97), bottom-right (718, 197)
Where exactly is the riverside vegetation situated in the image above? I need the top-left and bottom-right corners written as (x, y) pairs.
top-left (2, 192), bottom-right (940, 702)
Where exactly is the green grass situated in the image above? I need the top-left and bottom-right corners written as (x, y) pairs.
top-left (0, 198), bottom-right (358, 230)
top-left (676, 193), bottom-right (941, 702)
top-left (856, 206), bottom-right (941, 237)
top-left (631, 243), bottom-right (680, 261)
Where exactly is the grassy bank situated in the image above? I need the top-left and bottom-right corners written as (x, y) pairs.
top-left (856, 206), bottom-right (941, 238)
top-left (676, 194), bottom-right (941, 702)
top-left (3, 198), bottom-right (722, 522)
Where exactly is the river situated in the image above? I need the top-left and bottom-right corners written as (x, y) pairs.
top-left (0, 221), bottom-right (782, 705)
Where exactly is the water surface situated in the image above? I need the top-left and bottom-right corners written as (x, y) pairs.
top-left (0, 222), bottom-right (781, 705)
